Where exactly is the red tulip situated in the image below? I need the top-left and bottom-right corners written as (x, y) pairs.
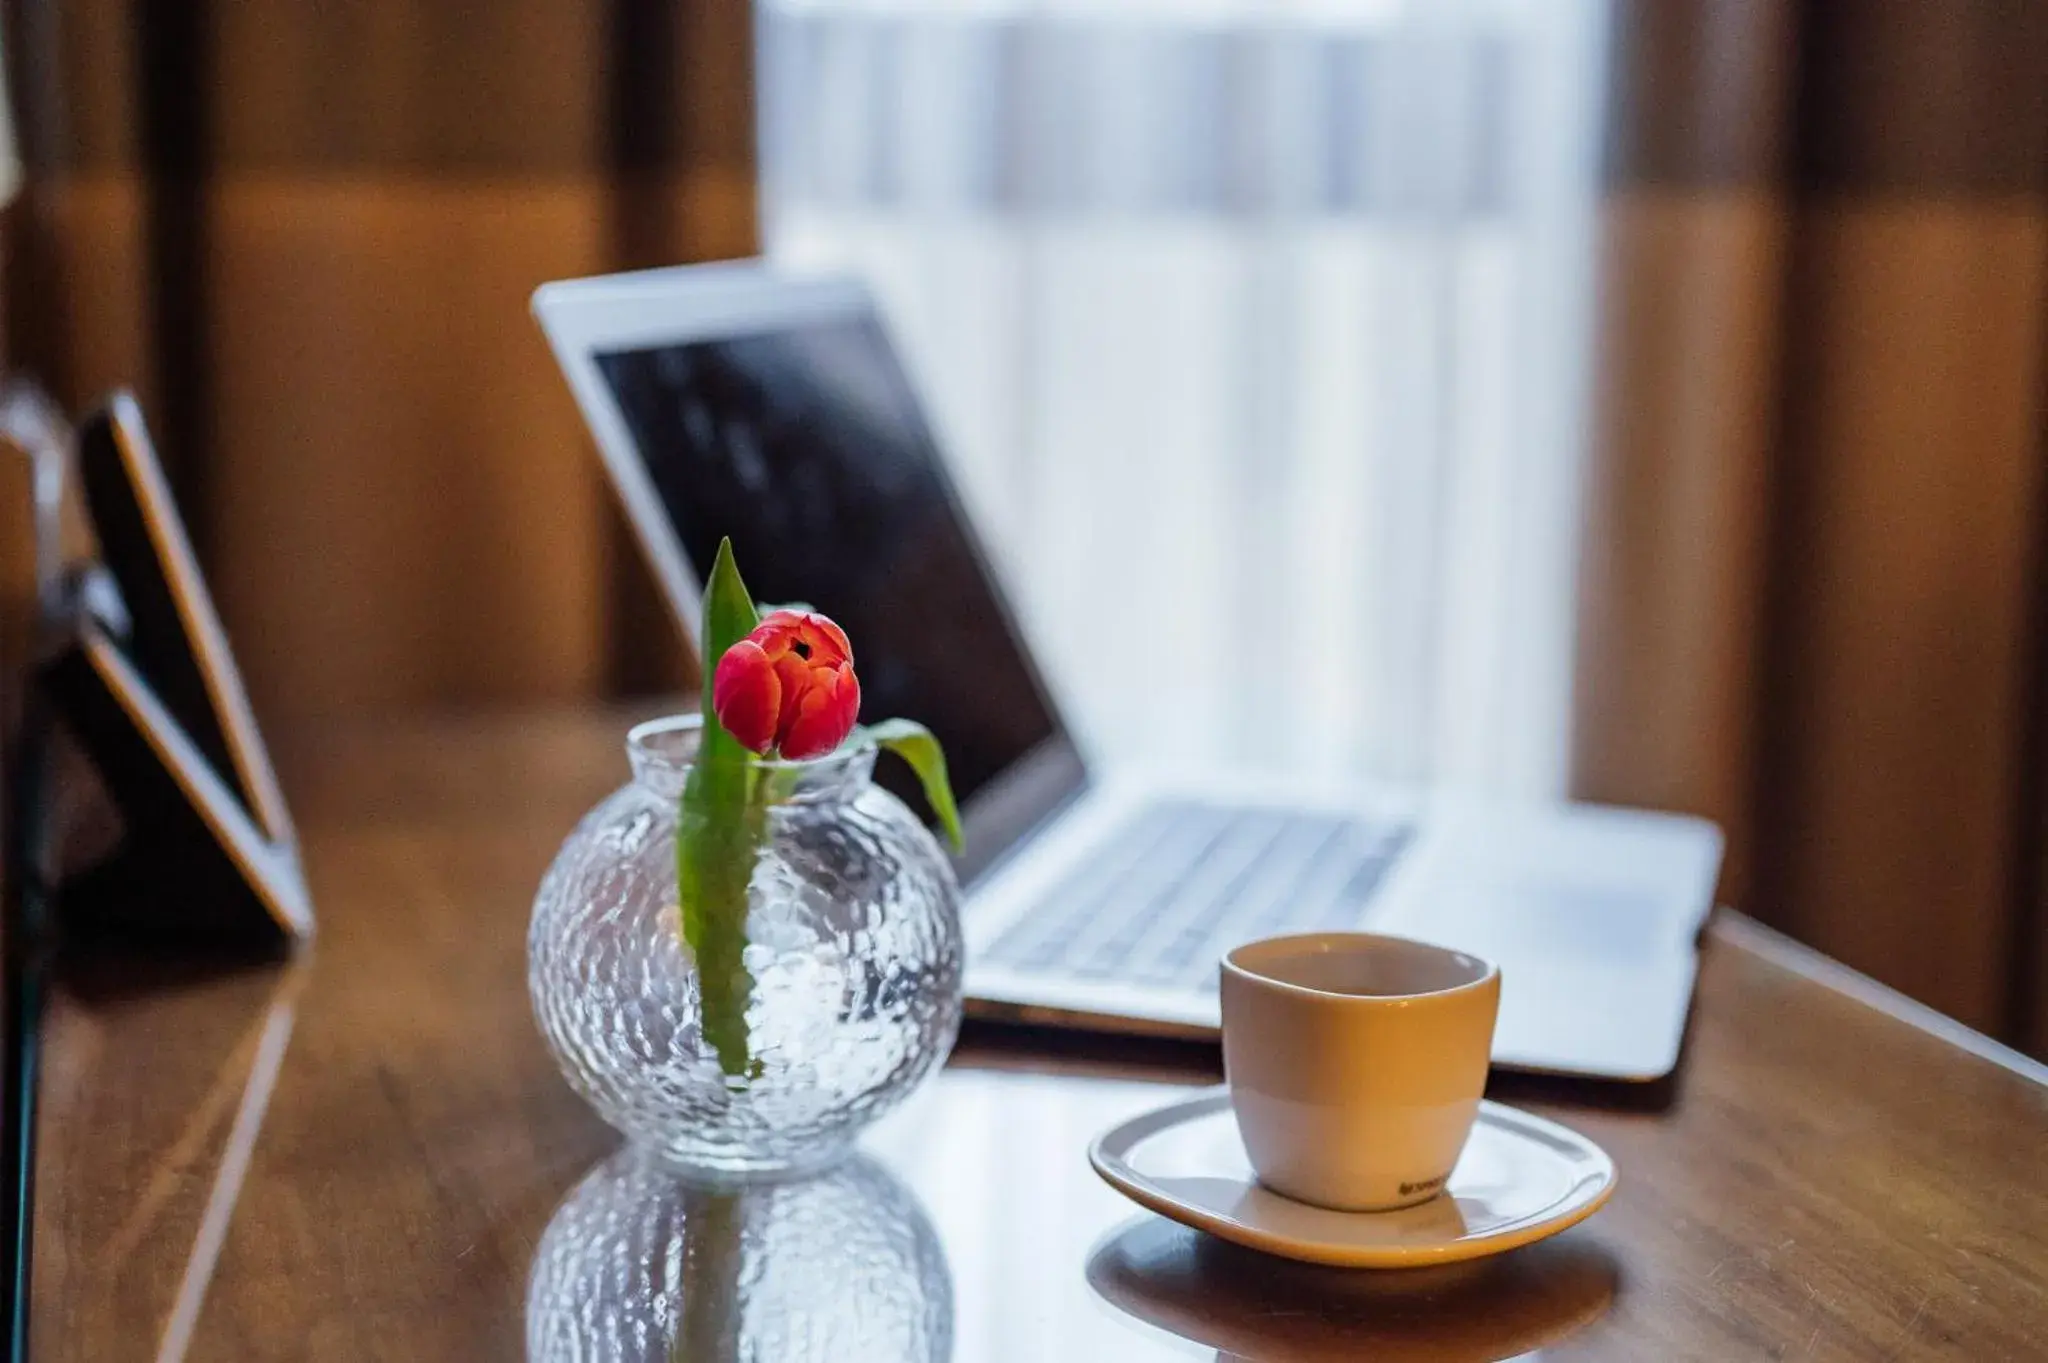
top-left (711, 610), bottom-right (862, 760)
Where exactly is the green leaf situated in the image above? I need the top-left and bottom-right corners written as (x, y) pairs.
top-left (677, 538), bottom-right (766, 1079)
top-left (860, 719), bottom-right (966, 853)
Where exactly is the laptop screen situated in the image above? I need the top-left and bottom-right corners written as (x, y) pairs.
top-left (595, 311), bottom-right (1086, 883)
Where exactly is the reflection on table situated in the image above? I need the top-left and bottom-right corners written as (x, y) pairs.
top-left (1088, 1214), bottom-right (1616, 1362)
top-left (527, 1149), bottom-right (951, 1362)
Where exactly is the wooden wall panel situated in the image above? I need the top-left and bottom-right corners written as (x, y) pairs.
top-left (1574, 189), bottom-right (1788, 906)
top-left (9, 0), bottom-right (758, 719)
top-left (1759, 203), bottom-right (2048, 1031)
top-left (205, 1), bottom-right (601, 175)
top-left (203, 178), bottom-right (611, 719)
top-left (1574, 0), bottom-right (1799, 911)
top-left (32, 176), bottom-right (152, 410)
top-left (1585, 0), bottom-right (2048, 1047)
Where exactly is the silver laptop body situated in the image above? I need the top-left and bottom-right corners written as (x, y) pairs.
top-left (534, 262), bottom-right (1723, 1082)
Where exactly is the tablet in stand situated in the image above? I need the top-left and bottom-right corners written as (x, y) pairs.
top-left (40, 392), bottom-right (311, 946)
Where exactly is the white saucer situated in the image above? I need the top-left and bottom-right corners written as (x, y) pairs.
top-left (1089, 1089), bottom-right (1616, 1269)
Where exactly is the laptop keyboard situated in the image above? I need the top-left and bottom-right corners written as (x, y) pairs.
top-left (983, 801), bottom-right (1414, 992)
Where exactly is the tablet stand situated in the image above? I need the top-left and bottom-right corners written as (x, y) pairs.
top-left (36, 392), bottom-right (311, 947)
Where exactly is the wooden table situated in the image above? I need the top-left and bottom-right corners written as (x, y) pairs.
top-left (27, 709), bottom-right (2048, 1360)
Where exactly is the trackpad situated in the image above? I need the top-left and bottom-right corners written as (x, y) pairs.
top-left (1429, 880), bottom-right (1683, 962)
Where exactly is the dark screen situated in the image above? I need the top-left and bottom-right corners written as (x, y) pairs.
top-left (596, 315), bottom-right (1073, 846)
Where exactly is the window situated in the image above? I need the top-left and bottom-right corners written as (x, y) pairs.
top-left (759, 0), bottom-right (1608, 796)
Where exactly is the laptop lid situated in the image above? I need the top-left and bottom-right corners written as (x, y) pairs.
top-left (535, 265), bottom-right (1087, 885)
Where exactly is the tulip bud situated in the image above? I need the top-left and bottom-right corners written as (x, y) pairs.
top-left (711, 610), bottom-right (861, 759)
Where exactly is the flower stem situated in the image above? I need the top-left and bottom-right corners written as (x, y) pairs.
top-left (671, 1187), bottom-right (744, 1361)
top-left (678, 754), bottom-right (769, 1081)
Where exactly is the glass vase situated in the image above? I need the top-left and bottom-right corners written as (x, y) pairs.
top-left (528, 715), bottom-right (964, 1178)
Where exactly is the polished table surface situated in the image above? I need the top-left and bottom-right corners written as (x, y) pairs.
top-left (28, 709), bottom-right (2048, 1360)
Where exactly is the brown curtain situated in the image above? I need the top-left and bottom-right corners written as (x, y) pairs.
top-left (1576, 0), bottom-right (2048, 1053)
top-left (3, 0), bottom-right (754, 720)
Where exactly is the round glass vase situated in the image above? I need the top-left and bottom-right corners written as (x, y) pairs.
top-left (528, 715), bottom-right (964, 1179)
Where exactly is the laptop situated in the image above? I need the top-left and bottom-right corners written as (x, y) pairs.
top-left (533, 262), bottom-right (1724, 1082)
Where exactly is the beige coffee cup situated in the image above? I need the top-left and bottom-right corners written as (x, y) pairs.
top-left (1220, 932), bottom-right (1501, 1212)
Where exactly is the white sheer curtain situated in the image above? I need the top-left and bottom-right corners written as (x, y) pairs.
top-left (757, 0), bottom-right (1609, 798)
